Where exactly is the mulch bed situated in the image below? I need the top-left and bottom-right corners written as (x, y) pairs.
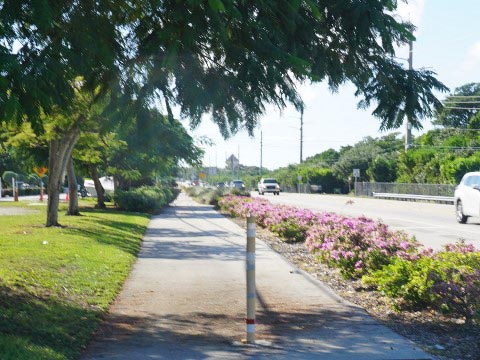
top-left (225, 213), bottom-right (480, 360)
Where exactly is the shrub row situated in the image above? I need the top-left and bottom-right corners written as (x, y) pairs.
top-left (114, 186), bottom-right (179, 213)
top-left (218, 195), bottom-right (480, 323)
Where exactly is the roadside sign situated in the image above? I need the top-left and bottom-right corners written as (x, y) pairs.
top-left (353, 169), bottom-right (360, 177)
top-left (33, 166), bottom-right (48, 177)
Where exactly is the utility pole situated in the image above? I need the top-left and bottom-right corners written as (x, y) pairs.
top-left (404, 40), bottom-right (413, 151)
top-left (300, 107), bottom-right (304, 163)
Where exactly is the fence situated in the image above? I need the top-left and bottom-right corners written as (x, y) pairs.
top-left (281, 184), bottom-right (325, 194)
top-left (355, 182), bottom-right (456, 198)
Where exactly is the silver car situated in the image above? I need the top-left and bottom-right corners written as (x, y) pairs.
top-left (454, 171), bottom-right (480, 223)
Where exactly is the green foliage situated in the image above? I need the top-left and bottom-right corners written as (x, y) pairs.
top-left (304, 148), bottom-right (340, 166)
top-left (114, 186), bottom-right (179, 213)
top-left (441, 153), bottom-right (480, 184)
top-left (333, 137), bottom-right (383, 181)
top-left (363, 251), bottom-right (480, 322)
top-left (1, 1), bottom-right (446, 139)
top-left (106, 108), bottom-right (203, 189)
top-left (367, 155), bottom-right (398, 182)
top-left (363, 257), bottom-right (435, 307)
top-left (269, 219), bottom-right (306, 243)
top-left (434, 83), bottom-right (480, 128)
top-left (299, 167), bottom-right (342, 193)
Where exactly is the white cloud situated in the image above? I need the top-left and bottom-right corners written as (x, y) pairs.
top-left (396, 0), bottom-right (426, 30)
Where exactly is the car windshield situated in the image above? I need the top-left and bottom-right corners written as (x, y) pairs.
top-left (263, 179), bottom-right (277, 184)
top-left (233, 181), bottom-right (243, 184)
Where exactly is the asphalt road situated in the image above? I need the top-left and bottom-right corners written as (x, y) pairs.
top-left (251, 192), bottom-right (479, 250)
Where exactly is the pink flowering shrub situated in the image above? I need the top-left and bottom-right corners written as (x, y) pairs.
top-left (264, 206), bottom-right (316, 242)
top-left (219, 196), bottom-right (316, 241)
top-left (305, 215), bottom-right (419, 278)
top-left (219, 195), bottom-right (419, 276)
top-left (219, 195), bottom-right (480, 322)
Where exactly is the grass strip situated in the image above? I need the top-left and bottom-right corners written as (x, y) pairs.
top-left (0, 200), bottom-right (150, 359)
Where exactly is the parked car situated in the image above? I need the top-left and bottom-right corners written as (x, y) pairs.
top-left (231, 180), bottom-right (245, 190)
top-left (257, 178), bottom-right (280, 195)
top-left (454, 171), bottom-right (480, 223)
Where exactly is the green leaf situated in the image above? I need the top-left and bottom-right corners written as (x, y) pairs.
top-left (208, 0), bottom-right (225, 12)
top-left (304, 0), bottom-right (322, 20)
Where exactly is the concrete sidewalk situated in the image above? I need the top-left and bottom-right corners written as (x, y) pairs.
top-left (82, 193), bottom-right (433, 359)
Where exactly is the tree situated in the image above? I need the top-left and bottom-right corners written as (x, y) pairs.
top-left (434, 83), bottom-right (480, 128)
top-left (367, 155), bottom-right (397, 182)
top-left (109, 108), bottom-right (202, 190)
top-left (333, 137), bottom-right (383, 182)
top-left (2, 1), bottom-right (448, 225)
top-left (304, 148), bottom-right (340, 167)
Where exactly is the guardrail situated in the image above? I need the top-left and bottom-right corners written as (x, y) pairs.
top-left (372, 192), bottom-right (454, 204)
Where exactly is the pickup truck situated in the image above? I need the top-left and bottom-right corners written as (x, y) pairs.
top-left (257, 178), bottom-right (280, 195)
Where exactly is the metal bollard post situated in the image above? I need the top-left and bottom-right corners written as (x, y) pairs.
top-left (13, 178), bottom-right (18, 202)
top-left (40, 180), bottom-right (44, 201)
top-left (246, 216), bottom-right (256, 343)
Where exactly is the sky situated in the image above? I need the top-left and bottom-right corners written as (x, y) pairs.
top-left (183, 1), bottom-right (480, 170)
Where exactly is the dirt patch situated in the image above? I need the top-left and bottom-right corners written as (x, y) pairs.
top-left (226, 214), bottom-right (480, 360)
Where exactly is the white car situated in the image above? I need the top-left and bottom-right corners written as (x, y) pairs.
top-left (454, 171), bottom-right (480, 223)
top-left (257, 178), bottom-right (280, 195)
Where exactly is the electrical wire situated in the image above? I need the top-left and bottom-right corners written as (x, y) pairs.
top-left (443, 107), bottom-right (480, 110)
top-left (443, 101), bottom-right (480, 104)
top-left (433, 128), bottom-right (480, 132)
top-left (446, 95), bottom-right (480, 98)
top-left (410, 144), bottom-right (480, 150)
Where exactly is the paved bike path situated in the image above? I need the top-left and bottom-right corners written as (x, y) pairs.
top-left (82, 193), bottom-right (432, 359)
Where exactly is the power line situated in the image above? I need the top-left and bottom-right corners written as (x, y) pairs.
top-left (443, 107), bottom-right (480, 110)
top-left (447, 95), bottom-right (480, 98)
top-left (410, 144), bottom-right (480, 150)
top-left (435, 128), bottom-right (480, 132)
top-left (443, 101), bottom-right (480, 104)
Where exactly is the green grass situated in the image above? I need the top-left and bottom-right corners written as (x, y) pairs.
top-left (0, 200), bottom-right (150, 359)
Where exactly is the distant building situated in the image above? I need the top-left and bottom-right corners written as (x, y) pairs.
top-left (226, 154), bottom-right (239, 171)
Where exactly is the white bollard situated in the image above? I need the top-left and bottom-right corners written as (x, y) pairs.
top-left (246, 216), bottom-right (256, 344)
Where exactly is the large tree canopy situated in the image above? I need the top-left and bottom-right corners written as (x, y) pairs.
top-left (2, 0), bottom-right (447, 136)
top-left (433, 83), bottom-right (480, 128)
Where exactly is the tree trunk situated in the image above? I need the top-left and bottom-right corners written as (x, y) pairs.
top-left (90, 166), bottom-right (106, 209)
top-left (66, 157), bottom-right (80, 216)
top-left (46, 125), bottom-right (81, 227)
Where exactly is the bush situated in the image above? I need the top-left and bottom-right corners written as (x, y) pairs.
top-left (306, 215), bottom-right (419, 279)
top-left (114, 186), bottom-right (178, 213)
top-left (363, 244), bottom-right (480, 323)
top-left (264, 206), bottom-right (316, 243)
